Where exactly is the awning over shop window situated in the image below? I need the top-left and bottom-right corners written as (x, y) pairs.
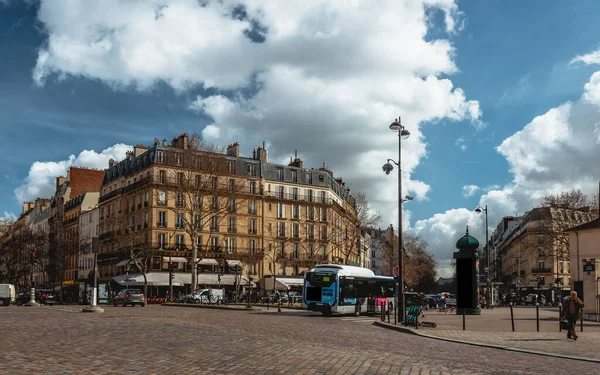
top-left (113, 272), bottom-right (182, 287)
top-left (162, 256), bottom-right (188, 263)
top-left (198, 259), bottom-right (218, 266)
top-left (116, 258), bottom-right (144, 267)
top-left (263, 277), bottom-right (304, 291)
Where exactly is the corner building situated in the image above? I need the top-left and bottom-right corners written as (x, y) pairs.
top-left (98, 134), bottom-right (358, 295)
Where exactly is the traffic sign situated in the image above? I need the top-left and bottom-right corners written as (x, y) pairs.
top-left (393, 266), bottom-right (399, 277)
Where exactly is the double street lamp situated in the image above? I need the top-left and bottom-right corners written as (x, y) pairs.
top-left (382, 117), bottom-right (411, 323)
top-left (475, 204), bottom-right (491, 309)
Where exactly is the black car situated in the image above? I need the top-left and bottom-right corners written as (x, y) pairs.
top-left (15, 290), bottom-right (56, 306)
top-left (405, 292), bottom-right (429, 310)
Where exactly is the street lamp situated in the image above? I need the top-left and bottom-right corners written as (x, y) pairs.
top-left (474, 204), bottom-right (490, 309)
top-left (382, 116), bottom-right (410, 323)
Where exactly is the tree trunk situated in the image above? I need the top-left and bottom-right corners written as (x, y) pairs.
top-left (191, 241), bottom-right (198, 291)
top-left (142, 267), bottom-right (148, 300)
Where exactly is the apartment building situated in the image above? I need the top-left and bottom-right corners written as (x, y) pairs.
top-left (496, 207), bottom-right (593, 299)
top-left (364, 226), bottom-right (394, 276)
top-left (97, 134), bottom-right (359, 293)
top-left (79, 206), bottom-right (99, 280)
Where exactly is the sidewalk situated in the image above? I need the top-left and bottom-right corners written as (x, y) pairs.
top-left (375, 307), bottom-right (600, 362)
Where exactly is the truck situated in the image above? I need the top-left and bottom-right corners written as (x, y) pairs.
top-left (0, 284), bottom-right (16, 306)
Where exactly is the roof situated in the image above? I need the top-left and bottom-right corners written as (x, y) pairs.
top-left (312, 264), bottom-right (375, 277)
top-left (565, 218), bottom-right (600, 232)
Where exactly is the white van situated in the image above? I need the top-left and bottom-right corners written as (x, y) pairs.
top-left (192, 288), bottom-right (224, 304)
top-left (0, 284), bottom-right (16, 306)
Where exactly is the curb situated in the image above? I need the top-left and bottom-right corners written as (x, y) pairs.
top-left (373, 321), bottom-right (600, 363)
top-left (161, 303), bottom-right (257, 311)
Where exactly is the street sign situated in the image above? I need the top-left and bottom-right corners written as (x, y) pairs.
top-left (393, 266), bottom-right (399, 277)
top-left (484, 267), bottom-right (489, 273)
top-left (584, 261), bottom-right (595, 275)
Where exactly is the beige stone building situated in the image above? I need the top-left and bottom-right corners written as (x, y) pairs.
top-left (498, 207), bottom-right (593, 301)
top-left (565, 218), bottom-right (600, 318)
top-left (97, 134), bottom-right (359, 295)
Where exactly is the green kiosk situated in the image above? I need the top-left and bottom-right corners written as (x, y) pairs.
top-left (453, 226), bottom-right (481, 315)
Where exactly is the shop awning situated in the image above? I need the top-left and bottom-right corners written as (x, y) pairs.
top-left (162, 256), bottom-right (188, 263)
top-left (263, 277), bottom-right (304, 291)
top-left (116, 257), bottom-right (144, 267)
top-left (198, 259), bottom-right (218, 266)
top-left (227, 260), bottom-right (242, 267)
top-left (113, 272), bottom-right (182, 287)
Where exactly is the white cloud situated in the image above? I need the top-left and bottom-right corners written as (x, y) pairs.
top-left (3, 211), bottom-right (17, 222)
top-left (15, 144), bottom-right (131, 202)
top-left (570, 48), bottom-right (600, 66)
top-left (462, 184), bottom-right (479, 198)
top-left (583, 71), bottom-right (600, 107)
top-left (455, 136), bottom-right (467, 151)
top-left (32, 0), bottom-right (482, 275)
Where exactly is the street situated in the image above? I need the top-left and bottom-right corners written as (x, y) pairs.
top-left (1, 305), bottom-right (596, 375)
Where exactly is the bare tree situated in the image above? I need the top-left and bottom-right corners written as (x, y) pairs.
top-left (355, 192), bottom-right (381, 228)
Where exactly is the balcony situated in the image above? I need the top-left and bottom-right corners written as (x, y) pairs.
top-left (264, 191), bottom-right (332, 204)
top-left (532, 267), bottom-right (552, 274)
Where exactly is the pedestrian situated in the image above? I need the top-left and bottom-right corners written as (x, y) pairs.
top-left (562, 291), bottom-right (584, 341)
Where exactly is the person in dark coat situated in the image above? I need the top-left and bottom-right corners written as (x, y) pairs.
top-left (562, 291), bottom-right (584, 340)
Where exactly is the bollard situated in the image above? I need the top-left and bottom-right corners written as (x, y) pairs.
top-left (580, 313), bottom-right (583, 332)
top-left (536, 303), bottom-right (540, 332)
top-left (278, 300), bottom-right (282, 313)
top-left (381, 306), bottom-right (385, 321)
top-left (387, 304), bottom-right (391, 324)
top-left (394, 303), bottom-right (397, 325)
top-left (559, 304), bottom-right (562, 332)
top-left (462, 308), bottom-right (466, 331)
top-left (510, 302), bottom-right (515, 332)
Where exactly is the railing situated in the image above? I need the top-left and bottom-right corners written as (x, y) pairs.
top-left (531, 268), bottom-right (552, 273)
top-left (264, 191), bottom-right (332, 204)
top-left (99, 189), bottom-right (121, 203)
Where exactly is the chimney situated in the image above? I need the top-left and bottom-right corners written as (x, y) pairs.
top-left (256, 142), bottom-right (268, 162)
top-left (162, 139), bottom-right (167, 147)
top-left (227, 142), bottom-right (240, 157)
top-left (108, 158), bottom-right (115, 168)
top-left (252, 149), bottom-right (256, 159)
top-left (182, 133), bottom-right (189, 149)
top-left (56, 176), bottom-right (66, 191)
top-left (288, 150), bottom-right (304, 168)
top-left (134, 145), bottom-right (149, 157)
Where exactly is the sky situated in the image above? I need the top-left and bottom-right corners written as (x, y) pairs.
top-left (2, 0), bottom-right (600, 277)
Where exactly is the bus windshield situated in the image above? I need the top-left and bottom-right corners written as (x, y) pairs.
top-left (305, 272), bottom-right (335, 288)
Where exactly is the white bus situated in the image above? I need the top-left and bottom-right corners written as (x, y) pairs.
top-left (302, 264), bottom-right (395, 316)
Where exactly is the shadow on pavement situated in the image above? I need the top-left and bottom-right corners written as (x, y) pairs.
top-left (507, 338), bottom-right (564, 342)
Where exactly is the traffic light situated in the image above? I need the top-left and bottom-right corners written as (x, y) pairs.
top-left (555, 278), bottom-right (562, 286)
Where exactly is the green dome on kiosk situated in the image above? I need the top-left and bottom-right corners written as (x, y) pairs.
top-left (456, 226), bottom-right (479, 251)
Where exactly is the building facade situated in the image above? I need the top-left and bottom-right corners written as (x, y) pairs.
top-left (364, 226), bottom-right (394, 276)
top-left (97, 134), bottom-right (359, 294)
top-left (79, 206), bottom-right (99, 280)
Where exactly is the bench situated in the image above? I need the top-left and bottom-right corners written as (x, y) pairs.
top-left (404, 305), bottom-right (437, 328)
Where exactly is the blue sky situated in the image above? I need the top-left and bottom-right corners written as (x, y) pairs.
top-left (2, 0), bottom-right (600, 274)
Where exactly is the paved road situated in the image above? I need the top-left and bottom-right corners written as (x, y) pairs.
top-left (1, 305), bottom-right (596, 374)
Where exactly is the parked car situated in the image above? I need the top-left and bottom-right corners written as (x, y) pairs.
top-left (524, 294), bottom-right (546, 306)
top-left (444, 294), bottom-right (457, 306)
top-left (113, 289), bottom-right (146, 307)
top-left (0, 284), bottom-right (15, 306)
top-left (405, 292), bottom-right (429, 309)
top-left (190, 288), bottom-right (224, 304)
top-left (425, 294), bottom-right (440, 309)
top-left (37, 289), bottom-right (56, 305)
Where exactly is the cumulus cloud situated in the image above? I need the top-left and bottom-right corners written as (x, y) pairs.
top-left (462, 185), bottom-right (479, 198)
top-left (415, 64), bottom-right (600, 275)
top-left (455, 136), bottom-right (467, 151)
top-left (15, 144), bottom-right (131, 202)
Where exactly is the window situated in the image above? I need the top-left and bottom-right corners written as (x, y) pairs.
top-left (268, 203), bottom-right (272, 212)
top-left (292, 223), bottom-right (299, 238)
top-left (249, 181), bottom-right (257, 194)
top-left (175, 153), bottom-right (182, 165)
top-left (306, 172), bottom-right (312, 184)
top-left (320, 191), bottom-right (326, 203)
top-left (322, 245), bottom-right (327, 257)
top-left (559, 262), bottom-right (564, 274)
top-left (292, 205), bottom-right (300, 219)
top-left (195, 175), bottom-right (201, 188)
top-left (157, 152), bottom-right (165, 163)
top-left (194, 214), bottom-right (202, 230)
top-left (249, 219), bottom-right (257, 234)
top-left (538, 261), bottom-right (545, 270)
top-left (159, 170), bottom-right (166, 183)
top-left (538, 235), bottom-right (543, 244)
top-left (210, 236), bottom-right (219, 251)
top-left (371, 250), bottom-right (376, 258)
top-left (158, 211), bottom-right (167, 227)
top-left (277, 203), bottom-right (286, 219)
top-left (319, 207), bottom-right (327, 222)
top-left (307, 189), bottom-right (314, 202)
top-left (307, 225), bottom-right (314, 239)
top-left (228, 161), bottom-right (235, 173)
top-left (177, 172), bottom-right (184, 185)
top-left (212, 196), bottom-right (219, 209)
top-left (211, 216), bottom-right (219, 231)
top-left (278, 242), bottom-right (285, 257)
top-left (291, 169), bottom-right (297, 182)
top-left (247, 164), bottom-right (256, 176)
top-left (277, 168), bottom-right (284, 181)
top-left (194, 194), bottom-right (202, 209)
top-left (228, 198), bottom-right (236, 213)
top-left (538, 247), bottom-right (545, 256)
top-left (306, 206), bottom-right (314, 221)
top-left (212, 177), bottom-right (218, 190)
top-left (144, 212), bottom-right (149, 227)
top-left (292, 243), bottom-right (299, 259)
top-left (195, 236), bottom-right (202, 247)
top-left (277, 222), bottom-right (286, 237)
top-left (176, 214), bottom-right (184, 229)
top-left (249, 240), bottom-right (256, 254)
top-left (249, 263), bottom-right (257, 274)
top-left (144, 191), bottom-right (149, 204)
top-left (158, 233), bottom-right (166, 247)
top-left (224, 238), bottom-right (236, 253)
top-left (248, 200), bottom-right (257, 215)
top-left (228, 217), bottom-right (236, 233)
top-left (291, 187), bottom-right (299, 200)
top-left (176, 193), bottom-right (185, 208)
top-left (158, 191), bottom-right (167, 206)
top-left (176, 235), bottom-right (184, 249)
top-left (229, 179), bottom-right (235, 192)
top-left (320, 226), bottom-right (327, 240)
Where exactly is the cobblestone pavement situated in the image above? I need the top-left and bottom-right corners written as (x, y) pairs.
top-left (1, 305), bottom-right (598, 375)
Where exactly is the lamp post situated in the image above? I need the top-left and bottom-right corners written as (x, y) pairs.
top-left (82, 249), bottom-right (104, 313)
top-left (382, 116), bottom-right (411, 323)
top-left (475, 204), bottom-right (490, 309)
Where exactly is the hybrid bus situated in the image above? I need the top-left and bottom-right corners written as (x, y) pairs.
top-left (302, 264), bottom-right (395, 316)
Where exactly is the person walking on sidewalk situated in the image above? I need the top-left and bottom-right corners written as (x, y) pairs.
top-left (562, 291), bottom-right (584, 340)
